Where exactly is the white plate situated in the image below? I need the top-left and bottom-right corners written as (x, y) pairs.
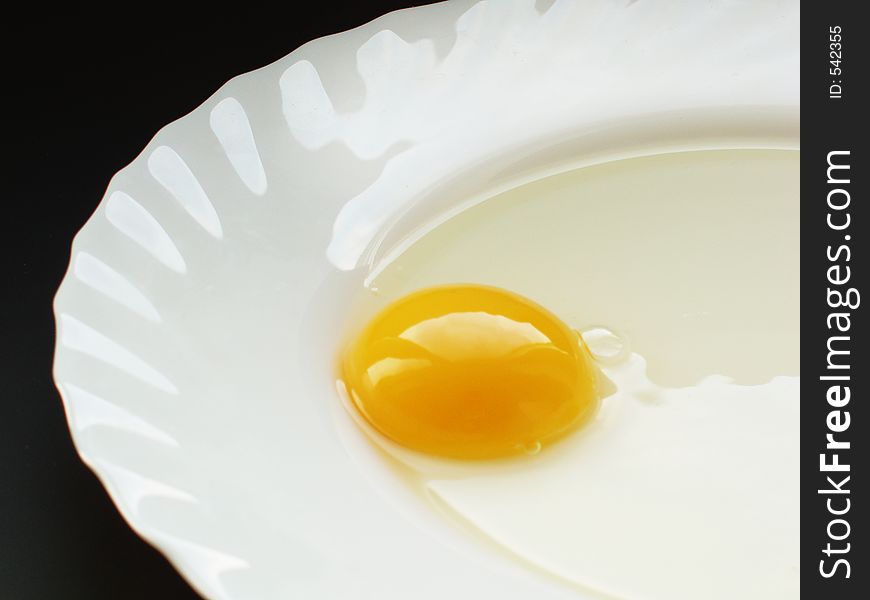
top-left (53, 1), bottom-right (799, 598)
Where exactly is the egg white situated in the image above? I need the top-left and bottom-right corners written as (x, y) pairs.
top-left (344, 148), bottom-right (799, 599)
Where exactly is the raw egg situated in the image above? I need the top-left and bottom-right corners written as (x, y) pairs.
top-left (340, 284), bottom-right (597, 459)
top-left (330, 149), bottom-right (799, 600)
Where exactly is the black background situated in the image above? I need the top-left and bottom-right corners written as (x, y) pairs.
top-left (802, 5), bottom-right (866, 600)
top-left (3, 4), bottom-right (434, 599)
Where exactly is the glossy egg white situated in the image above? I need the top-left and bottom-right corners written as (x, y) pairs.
top-left (336, 148), bottom-right (800, 600)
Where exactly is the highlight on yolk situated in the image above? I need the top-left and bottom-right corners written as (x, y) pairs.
top-left (340, 284), bottom-right (598, 459)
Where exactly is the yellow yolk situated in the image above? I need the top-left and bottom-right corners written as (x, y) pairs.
top-left (340, 284), bottom-right (598, 459)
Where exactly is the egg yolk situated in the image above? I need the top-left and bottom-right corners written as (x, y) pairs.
top-left (340, 284), bottom-right (598, 459)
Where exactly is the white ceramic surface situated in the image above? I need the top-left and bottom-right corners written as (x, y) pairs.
top-left (53, 1), bottom-right (799, 598)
